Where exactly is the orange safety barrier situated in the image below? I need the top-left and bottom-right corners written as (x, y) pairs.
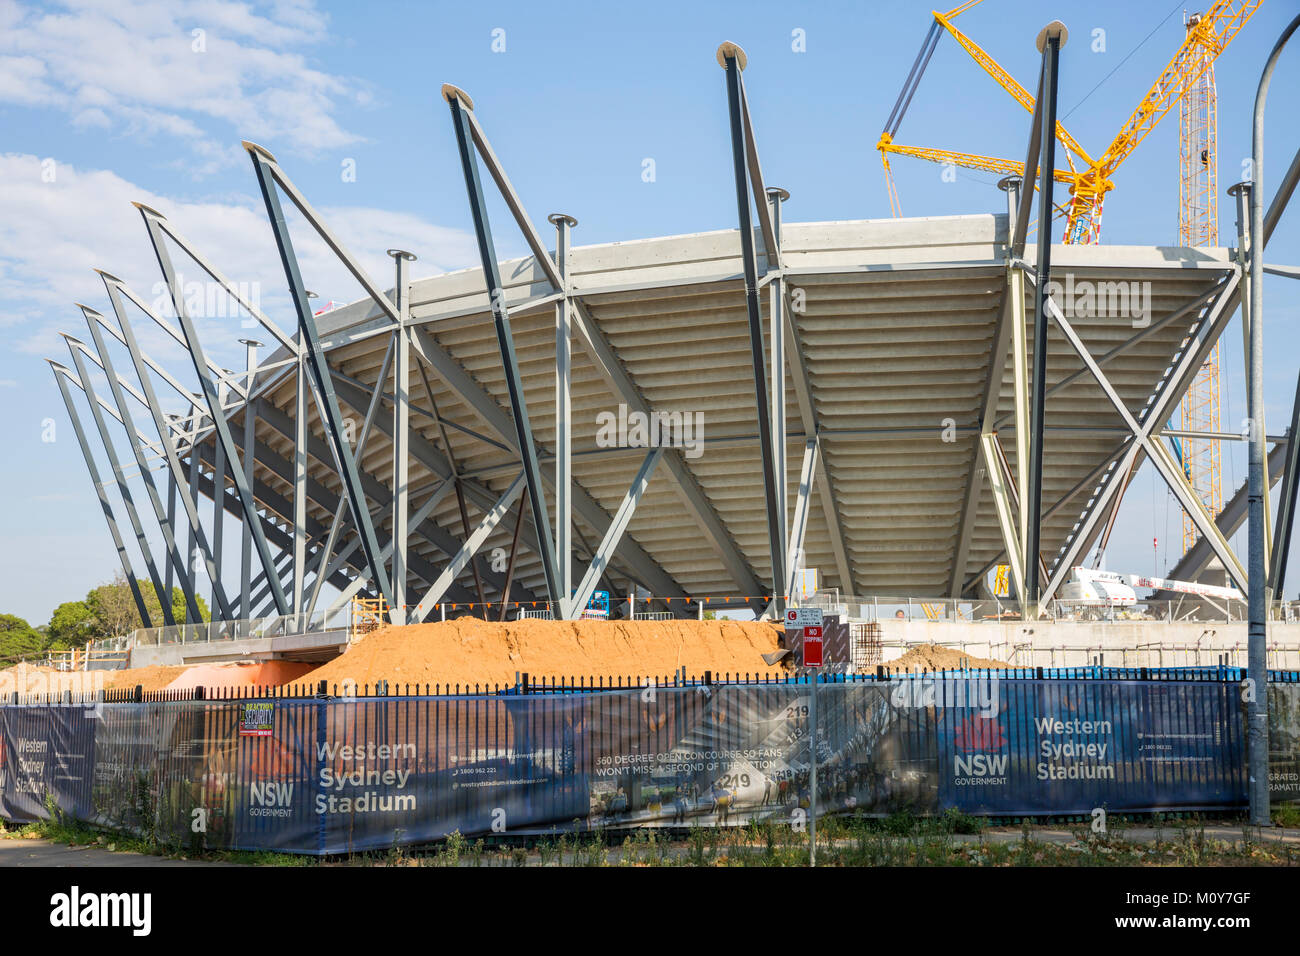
top-left (354, 595), bottom-right (796, 614)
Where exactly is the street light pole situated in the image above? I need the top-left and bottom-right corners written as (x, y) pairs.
top-left (1246, 12), bottom-right (1300, 827)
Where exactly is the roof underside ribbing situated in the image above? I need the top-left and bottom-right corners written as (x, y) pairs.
top-left (217, 212), bottom-right (1234, 610)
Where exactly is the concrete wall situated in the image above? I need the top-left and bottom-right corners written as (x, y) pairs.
top-left (128, 628), bottom-right (349, 668)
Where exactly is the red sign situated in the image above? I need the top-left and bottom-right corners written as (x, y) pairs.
top-left (802, 625), bottom-right (823, 667)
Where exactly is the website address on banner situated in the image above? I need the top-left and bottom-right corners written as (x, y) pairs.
top-left (1113, 916), bottom-right (1251, 930)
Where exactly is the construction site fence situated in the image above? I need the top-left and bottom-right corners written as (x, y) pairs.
top-left (1, 670), bottom-right (1297, 855)
top-left (64, 594), bottom-right (1300, 670)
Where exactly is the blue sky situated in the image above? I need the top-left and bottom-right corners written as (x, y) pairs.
top-left (1, 0), bottom-right (1299, 624)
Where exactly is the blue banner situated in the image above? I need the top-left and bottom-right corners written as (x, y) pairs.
top-left (1, 678), bottom-right (1296, 854)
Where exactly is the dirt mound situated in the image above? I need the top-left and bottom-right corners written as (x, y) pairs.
top-left (101, 665), bottom-right (190, 691)
top-left (888, 643), bottom-right (1018, 672)
top-left (303, 617), bottom-right (787, 690)
top-left (0, 662), bottom-right (67, 695)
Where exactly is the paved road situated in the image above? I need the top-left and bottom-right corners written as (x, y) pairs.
top-left (0, 836), bottom-right (233, 867)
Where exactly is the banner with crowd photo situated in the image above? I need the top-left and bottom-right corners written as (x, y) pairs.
top-left (206, 683), bottom-right (935, 852)
top-left (1271, 683), bottom-right (1300, 804)
top-left (0, 677), bottom-right (1297, 855)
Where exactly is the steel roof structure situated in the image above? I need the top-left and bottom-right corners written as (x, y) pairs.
top-left (46, 40), bottom-right (1300, 630)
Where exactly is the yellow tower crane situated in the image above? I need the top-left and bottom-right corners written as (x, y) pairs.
top-left (1177, 11), bottom-right (1225, 553)
top-left (878, 0), bottom-right (1262, 566)
top-left (878, 0), bottom-right (1262, 244)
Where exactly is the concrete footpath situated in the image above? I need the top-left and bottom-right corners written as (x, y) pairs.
top-left (0, 835), bottom-right (233, 867)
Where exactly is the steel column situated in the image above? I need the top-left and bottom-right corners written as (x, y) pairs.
top-left (212, 376), bottom-right (227, 614)
top-left (97, 277), bottom-right (234, 621)
top-left (292, 346), bottom-right (308, 614)
top-left (1010, 267), bottom-right (1031, 557)
top-left (164, 464), bottom-right (176, 599)
top-left (445, 88), bottom-right (560, 609)
top-left (76, 313), bottom-right (205, 622)
top-left (238, 339), bottom-right (261, 619)
top-left (139, 205), bottom-right (291, 616)
top-left (63, 339), bottom-right (175, 626)
top-left (389, 250), bottom-right (416, 625)
top-left (48, 363), bottom-right (153, 626)
top-left (185, 408), bottom-right (200, 603)
top-left (769, 187), bottom-right (790, 590)
top-left (722, 44), bottom-right (785, 611)
top-left (1025, 22), bottom-right (1066, 611)
top-left (550, 213), bottom-right (577, 618)
top-left (244, 144), bottom-right (394, 614)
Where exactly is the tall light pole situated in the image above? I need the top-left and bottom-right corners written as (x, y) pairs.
top-left (1246, 11), bottom-right (1300, 827)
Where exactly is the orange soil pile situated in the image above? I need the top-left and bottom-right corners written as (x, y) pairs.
top-left (0, 661), bottom-right (318, 695)
top-left (303, 617), bottom-right (787, 690)
top-left (101, 665), bottom-right (190, 691)
top-left (888, 643), bottom-right (1019, 672)
top-left (0, 663), bottom-right (69, 694)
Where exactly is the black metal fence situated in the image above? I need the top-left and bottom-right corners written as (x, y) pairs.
top-left (1, 670), bottom-right (1296, 855)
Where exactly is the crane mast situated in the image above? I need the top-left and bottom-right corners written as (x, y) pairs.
top-left (1177, 12), bottom-right (1224, 554)
top-left (878, 0), bottom-right (1261, 245)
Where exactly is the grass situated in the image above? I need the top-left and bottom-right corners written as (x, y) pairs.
top-left (3, 807), bottom-right (1297, 867)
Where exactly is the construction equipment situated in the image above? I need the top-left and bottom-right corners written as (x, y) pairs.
top-left (878, 0), bottom-right (1262, 243)
top-left (1175, 11), bottom-right (1226, 553)
top-left (1058, 566), bottom-right (1242, 608)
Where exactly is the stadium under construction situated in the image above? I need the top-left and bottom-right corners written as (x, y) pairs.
top-left (42, 27), bottom-right (1300, 677)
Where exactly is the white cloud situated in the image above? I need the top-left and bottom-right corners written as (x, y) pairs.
top-left (0, 0), bottom-right (365, 173)
top-left (0, 152), bottom-right (481, 382)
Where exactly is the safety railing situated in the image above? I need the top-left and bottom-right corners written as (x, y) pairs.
top-left (806, 589), bottom-right (1300, 625)
top-left (875, 639), bottom-right (1300, 671)
top-left (107, 606), bottom-right (352, 651)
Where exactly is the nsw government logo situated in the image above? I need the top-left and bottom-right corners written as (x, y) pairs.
top-left (249, 781), bottom-right (294, 818)
top-left (953, 715), bottom-right (1008, 786)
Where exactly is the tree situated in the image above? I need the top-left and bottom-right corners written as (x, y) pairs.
top-left (85, 573), bottom-right (141, 640)
top-left (47, 600), bottom-right (95, 648)
top-left (83, 571), bottom-right (210, 640)
top-left (142, 580), bottom-right (208, 630)
top-left (0, 613), bottom-right (45, 662)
